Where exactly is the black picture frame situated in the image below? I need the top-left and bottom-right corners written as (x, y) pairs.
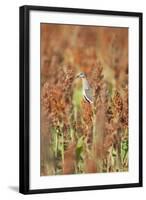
top-left (19, 5), bottom-right (143, 194)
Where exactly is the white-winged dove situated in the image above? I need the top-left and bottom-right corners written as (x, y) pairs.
top-left (76, 72), bottom-right (93, 104)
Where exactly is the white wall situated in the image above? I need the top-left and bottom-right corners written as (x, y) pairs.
top-left (0, 0), bottom-right (145, 199)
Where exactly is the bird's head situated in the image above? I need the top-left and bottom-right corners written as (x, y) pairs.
top-left (76, 72), bottom-right (86, 79)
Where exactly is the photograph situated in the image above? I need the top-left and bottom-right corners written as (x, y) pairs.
top-left (20, 6), bottom-right (142, 193)
top-left (40, 24), bottom-right (129, 176)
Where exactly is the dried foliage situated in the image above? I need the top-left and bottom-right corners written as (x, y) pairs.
top-left (40, 24), bottom-right (128, 176)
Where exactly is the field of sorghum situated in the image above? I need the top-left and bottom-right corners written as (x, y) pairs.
top-left (40, 24), bottom-right (128, 176)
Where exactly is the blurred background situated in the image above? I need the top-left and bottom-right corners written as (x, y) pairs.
top-left (40, 24), bottom-right (128, 176)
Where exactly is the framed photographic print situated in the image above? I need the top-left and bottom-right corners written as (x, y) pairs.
top-left (19, 5), bottom-right (143, 194)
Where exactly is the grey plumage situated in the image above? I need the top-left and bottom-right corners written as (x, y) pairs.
top-left (76, 72), bottom-right (93, 104)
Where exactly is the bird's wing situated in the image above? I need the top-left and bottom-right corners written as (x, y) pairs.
top-left (84, 88), bottom-right (93, 103)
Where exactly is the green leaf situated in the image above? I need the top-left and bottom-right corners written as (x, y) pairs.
top-left (76, 146), bottom-right (83, 160)
top-left (76, 136), bottom-right (84, 160)
top-left (73, 88), bottom-right (82, 108)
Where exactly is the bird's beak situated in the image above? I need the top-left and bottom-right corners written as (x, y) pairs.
top-left (76, 74), bottom-right (80, 79)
